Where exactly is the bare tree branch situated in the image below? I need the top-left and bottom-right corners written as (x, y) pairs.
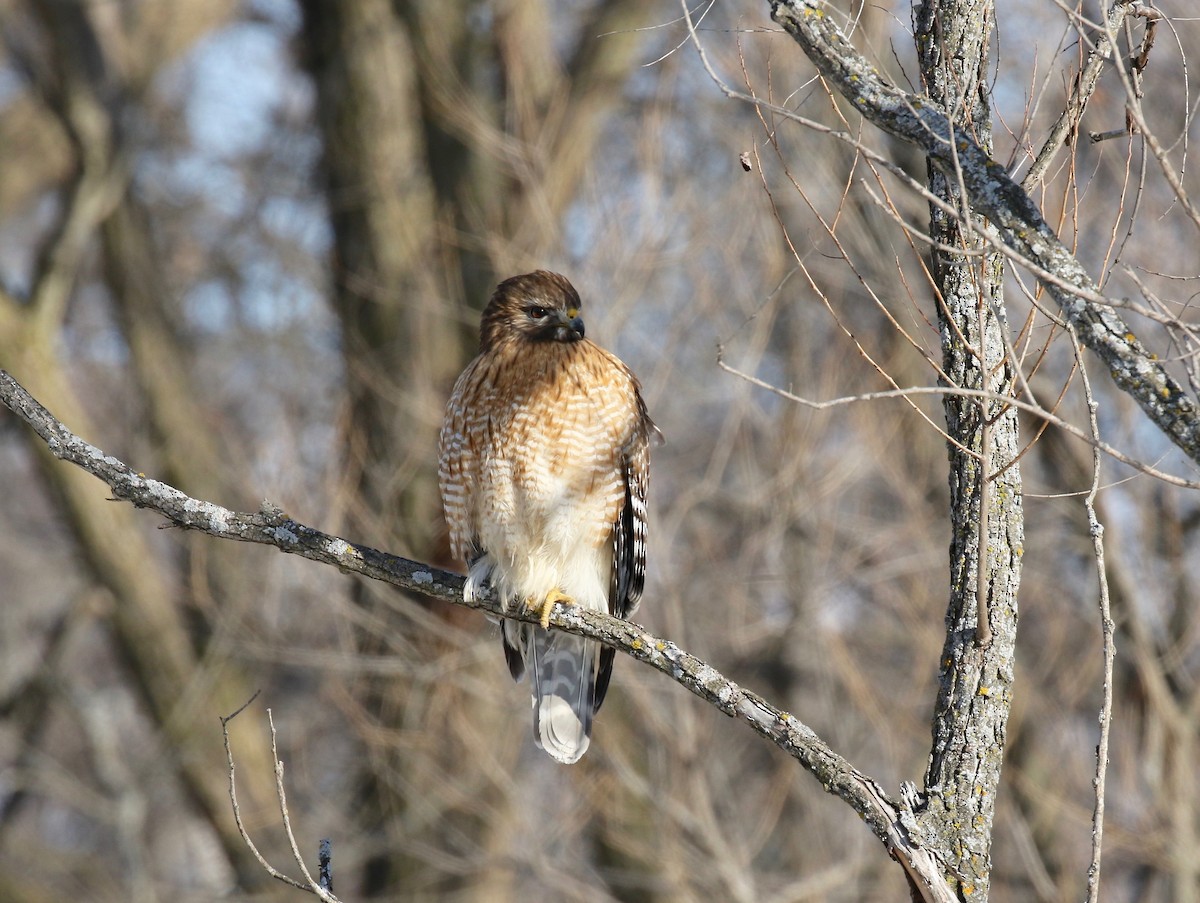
top-left (1021, 0), bottom-right (1136, 189)
top-left (1071, 330), bottom-right (1116, 903)
top-left (220, 694), bottom-right (342, 902)
top-left (767, 0), bottom-right (1200, 465)
top-left (0, 368), bottom-right (957, 902)
top-left (267, 709), bottom-right (338, 902)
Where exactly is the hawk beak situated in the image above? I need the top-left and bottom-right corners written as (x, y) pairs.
top-left (555, 308), bottom-right (585, 341)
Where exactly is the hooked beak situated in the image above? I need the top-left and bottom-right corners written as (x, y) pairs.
top-left (554, 307), bottom-right (585, 342)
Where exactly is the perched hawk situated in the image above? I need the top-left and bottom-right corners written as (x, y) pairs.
top-left (438, 271), bottom-right (656, 764)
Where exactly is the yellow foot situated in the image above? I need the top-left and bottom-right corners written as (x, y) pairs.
top-left (527, 589), bottom-right (573, 629)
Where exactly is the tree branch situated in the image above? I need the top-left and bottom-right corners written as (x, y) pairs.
top-left (1021, 0), bottom-right (1135, 189)
top-left (220, 694), bottom-right (342, 902)
top-left (767, 0), bottom-right (1200, 465)
top-left (1072, 330), bottom-right (1116, 903)
top-left (0, 367), bottom-right (955, 901)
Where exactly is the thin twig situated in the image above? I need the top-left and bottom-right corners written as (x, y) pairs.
top-left (1070, 330), bottom-right (1116, 903)
top-left (1022, 0), bottom-right (1135, 188)
top-left (976, 296), bottom-right (993, 648)
top-left (219, 692), bottom-right (327, 897)
top-left (1098, 5), bottom-right (1200, 233)
top-left (267, 709), bottom-right (336, 901)
top-left (710, 357), bottom-right (1200, 489)
top-left (1089, 128), bottom-right (1132, 143)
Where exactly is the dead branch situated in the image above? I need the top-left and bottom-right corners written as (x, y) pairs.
top-left (1070, 330), bottom-right (1117, 903)
top-left (220, 696), bottom-right (342, 902)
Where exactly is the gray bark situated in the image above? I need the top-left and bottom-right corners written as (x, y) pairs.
top-left (912, 2), bottom-right (1022, 900)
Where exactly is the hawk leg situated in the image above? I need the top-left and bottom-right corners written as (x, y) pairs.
top-left (527, 589), bottom-right (573, 629)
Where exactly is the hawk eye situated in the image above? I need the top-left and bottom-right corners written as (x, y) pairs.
top-left (528, 306), bottom-right (550, 320)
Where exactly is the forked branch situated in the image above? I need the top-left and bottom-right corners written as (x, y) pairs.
top-left (220, 695), bottom-right (341, 902)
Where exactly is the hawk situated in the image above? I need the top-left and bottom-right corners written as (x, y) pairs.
top-left (438, 271), bottom-right (657, 764)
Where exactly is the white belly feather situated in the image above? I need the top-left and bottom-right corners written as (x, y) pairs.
top-left (472, 444), bottom-right (616, 615)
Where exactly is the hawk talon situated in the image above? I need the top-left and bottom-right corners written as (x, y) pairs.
top-left (528, 589), bottom-right (573, 629)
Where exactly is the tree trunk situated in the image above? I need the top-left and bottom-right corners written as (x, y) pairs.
top-left (913, 1), bottom-right (1023, 899)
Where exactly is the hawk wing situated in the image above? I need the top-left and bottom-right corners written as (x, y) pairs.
top-left (595, 396), bottom-right (656, 712)
top-left (438, 358), bottom-right (484, 567)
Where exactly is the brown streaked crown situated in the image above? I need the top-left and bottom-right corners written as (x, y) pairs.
top-left (479, 270), bottom-right (585, 351)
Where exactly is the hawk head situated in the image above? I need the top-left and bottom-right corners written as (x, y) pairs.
top-left (479, 270), bottom-right (586, 351)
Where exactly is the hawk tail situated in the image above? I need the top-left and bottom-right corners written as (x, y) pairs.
top-left (515, 625), bottom-right (597, 764)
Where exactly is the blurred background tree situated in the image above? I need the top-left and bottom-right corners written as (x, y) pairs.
top-left (0, 1), bottom-right (1198, 901)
